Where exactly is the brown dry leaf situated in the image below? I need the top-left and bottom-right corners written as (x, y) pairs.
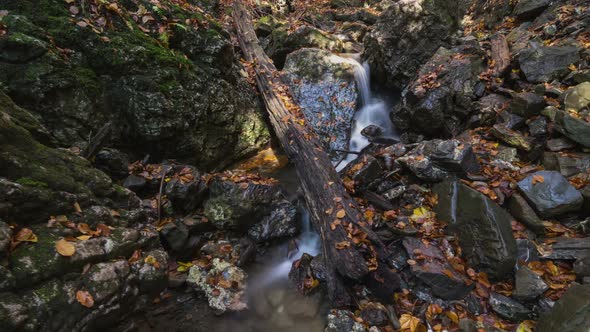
top-left (77, 223), bottom-right (92, 235)
top-left (76, 290), bottom-right (94, 308)
top-left (76, 235), bottom-right (91, 241)
top-left (56, 239), bottom-right (76, 256)
top-left (128, 249), bottom-right (142, 264)
top-left (74, 202), bottom-right (82, 213)
top-left (335, 240), bottom-right (350, 249)
top-left (14, 228), bottom-right (38, 243)
top-left (399, 313), bottom-right (426, 332)
top-left (532, 175), bottom-right (545, 185)
top-left (97, 224), bottom-right (111, 237)
top-left (336, 209), bottom-right (346, 219)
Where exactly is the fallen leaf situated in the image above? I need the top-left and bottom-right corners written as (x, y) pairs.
top-left (76, 290), bottom-right (94, 308)
top-left (76, 235), bottom-right (91, 241)
top-left (14, 228), bottom-right (38, 243)
top-left (445, 311), bottom-right (459, 324)
top-left (532, 175), bottom-right (544, 185)
top-left (336, 209), bottom-right (346, 218)
top-left (56, 239), bottom-right (76, 256)
top-left (144, 255), bottom-right (160, 269)
top-left (399, 313), bottom-right (426, 332)
top-left (335, 241), bottom-right (350, 249)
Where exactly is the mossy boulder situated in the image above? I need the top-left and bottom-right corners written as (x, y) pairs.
top-left (0, 0), bottom-right (269, 170)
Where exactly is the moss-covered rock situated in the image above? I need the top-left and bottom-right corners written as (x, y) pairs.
top-left (0, 0), bottom-right (269, 170)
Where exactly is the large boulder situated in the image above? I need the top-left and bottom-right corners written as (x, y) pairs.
top-left (518, 44), bottom-right (581, 83)
top-left (563, 82), bottom-right (590, 112)
top-left (0, 2), bottom-right (269, 170)
top-left (517, 171), bottom-right (583, 218)
top-left (364, 0), bottom-right (469, 89)
top-left (282, 48), bottom-right (359, 161)
top-left (433, 180), bottom-right (517, 280)
top-left (537, 283), bottom-right (590, 332)
top-left (392, 45), bottom-right (486, 138)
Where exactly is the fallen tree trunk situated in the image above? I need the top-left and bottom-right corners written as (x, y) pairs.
top-left (233, 1), bottom-right (399, 306)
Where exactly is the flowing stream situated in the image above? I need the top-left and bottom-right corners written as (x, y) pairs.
top-left (333, 55), bottom-right (398, 171)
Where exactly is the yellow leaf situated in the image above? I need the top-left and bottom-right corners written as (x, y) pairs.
top-left (410, 206), bottom-right (431, 220)
top-left (144, 255), bottom-right (160, 269)
top-left (177, 261), bottom-right (193, 272)
top-left (76, 290), bottom-right (94, 308)
top-left (445, 311), bottom-right (459, 324)
top-left (399, 314), bottom-right (426, 332)
top-left (76, 235), bottom-right (91, 241)
top-left (55, 239), bottom-right (76, 257)
top-left (336, 209), bottom-right (346, 219)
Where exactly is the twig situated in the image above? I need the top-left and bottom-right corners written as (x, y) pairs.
top-left (157, 165), bottom-right (169, 223)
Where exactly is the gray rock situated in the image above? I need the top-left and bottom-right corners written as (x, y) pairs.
top-left (563, 82), bottom-right (590, 112)
top-left (543, 152), bottom-right (590, 177)
top-left (537, 283), bottom-right (590, 332)
top-left (248, 200), bottom-right (298, 242)
top-left (518, 170), bottom-right (583, 217)
top-left (325, 309), bottom-right (367, 332)
top-left (546, 137), bottom-right (577, 152)
top-left (159, 220), bottom-right (189, 253)
top-left (555, 109), bottom-right (590, 147)
top-left (123, 175), bottom-right (147, 192)
top-left (519, 45), bottom-right (581, 83)
top-left (510, 91), bottom-right (546, 118)
top-left (489, 292), bottom-right (532, 322)
top-left (403, 237), bottom-right (474, 300)
top-left (433, 180), bottom-right (517, 280)
top-left (164, 166), bottom-right (207, 213)
top-left (341, 155), bottom-right (384, 191)
top-left (0, 220), bottom-right (11, 255)
top-left (204, 177), bottom-right (282, 230)
top-left (528, 116), bottom-right (548, 136)
top-left (187, 258), bottom-right (247, 314)
top-left (508, 193), bottom-right (546, 234)
top-left (513, 0), bottom-right (552, 20)
top-left (541, 237), bottom-right (590, 260)
top-left (517, 239), bottom-right (540, 263)
top-left (282, 48), bottom-right (358, 161)
top-left (364, 0), bottom-right (469, 89)
top-left (490, 124), bottom-right (533, 151)
top-left (94, 148), bottom-right (130, 179)
top-left (360, 303), bottom-right (389, 327)
top-left (574, 255), bottom-right (590, 279)
top-left (513, 265), bottom-right (548, 301)
top-left (392, 45), bottom-right (486, 137)
top-left (458, 318), bottom-right (504, 332)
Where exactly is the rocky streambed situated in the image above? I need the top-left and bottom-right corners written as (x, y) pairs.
top-left (2, 0), bottom-right (590, 331)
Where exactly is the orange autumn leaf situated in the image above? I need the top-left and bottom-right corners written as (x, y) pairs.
top-left (532, 175), bottom-right (545, 185)
top-left (76, 290), bottom-right (94, 308)
top-left (336, 209), bottom-right (346, 218)
top-left (55, 239), bottom-right (76, 257)
top-left (399, 313), bottom-right (426, 332)
top-left (335, 240), bottom-right (350, 249)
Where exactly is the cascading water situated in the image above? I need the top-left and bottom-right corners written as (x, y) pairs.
top-left (334, 55), bottom-right (398, 171)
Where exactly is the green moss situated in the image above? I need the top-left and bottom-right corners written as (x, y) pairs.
top-left (15, 177), bottom-right (49, 188)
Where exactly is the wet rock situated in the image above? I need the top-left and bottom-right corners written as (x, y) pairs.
top-left (490, 124), bottom-right (533, 151)
top-left (554, 109), bottom-right (590, 148)
top-left (364, 0), bottom-right (468, 89)
top-left (519, 44), bottom-right (581, 83)
top-left (164, 167), bottom-right (208, 213)
top-left (518, 170), bottom-right (583, 217)
top-left (541, 237), bottom-right (590, 260)
top-left (513, 0), bottom-right (551, 20)
top-left (325, 309), bottom-right (367, 332)
top-left (248, 200), bottom-right (298, 242)
top-left (536, 283), bottom-right (590, 332)
top-left (513, 265), bottom-right (548, 301)
top-left (528, 116), bottom-right (548, 136)
top-left (403, 237), bottom-right (474, 300)
top-left (498, 110), bottom-right (525, 130)
top-left (94, 148), bottom-right (130, 179)
top-left (282, 48), bottom-right (358, 161)
top-left (563, 82), bottom-right (590, 112)
top-left (289, 253), bottom-right (323, 295)
top-left (433, 180), bottom-right (517, 280)
top-left (83, 205), bottom-right (115, 226)
top-left (123, 175), bottom-right (147, 193)
top-left (360, 302), bottom-right (389, 327)
top-left (543, 152), bottom-right (590, 178)
top-left (392, 45), bottom-right (486, 137)
top-left (397, 139), bottom-right (480, 182)
top-left (496, 146), bottom-right (519, 163)
top-left (0, 220), bottom-right (11, 255)
top-left (204, 177), bottom-right (282, 230)
top-left (341, 155), bottom-right (383, 191)
top-left (159, 219), bottom-right (190, 253)
top-left (510, 91), bottom-right (546, 118)
top-left (489, 292), bottom-right (532, 321)
top-left (187, 258), bottom-right (247, 314)
top-left (458, 318), bottom-right (504, 332)
top-left (517, 239), bottom-right (540, 263)
top-left (546, 137), bottom-right (577, 152)
top-left (574, 255), bottom-right (590, 280)
top-left (508, 193), bottom-right (545, 234)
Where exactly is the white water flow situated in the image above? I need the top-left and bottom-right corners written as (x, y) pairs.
top-left (252, 208), bottom-right (321, 289)
top-left (333, 55), bottom-right (397, 171)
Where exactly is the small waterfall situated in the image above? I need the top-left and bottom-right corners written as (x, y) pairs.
top-left (335, 55), bottom-right (397, 171)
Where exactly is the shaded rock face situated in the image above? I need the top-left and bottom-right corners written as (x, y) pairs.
top-left (397, 139), bottom-right (481, 182)
top-left (392, 45), bottom-right (486, 138)
top-left (283, 48), bottom-right (358, 162)
top-left (543, 152), bottom-right (590, 178)
top-left (563, 82), bottom-right (590, 112)
top-left (364, 0), bottom-right (469, 90)
top-left (513, 266), bottom-right (548, 302)
top-left (489, 292), bottom-right (532, 322)
top-left (518, 44), bottom-right (581, 83)
top-left (0, 2), bottom-right (269, 170)
top-left (517, 170), bottom-right (583, 218)
top-left (537, 283), bottom-right (590, 332)
top-left (248, 200), bottom-right (298, 242)
top-left (433, 180), bottom-right (517, 280)
top-left (554, 110), bottom-right (590, 148)
top-left (513, 0), bottom-right (552, 20)
top-left (403, 237), bottom-right (474, 300)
